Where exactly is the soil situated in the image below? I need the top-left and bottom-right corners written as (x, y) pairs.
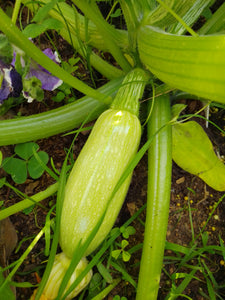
top-left (1, 1), bottom-right (225, 300)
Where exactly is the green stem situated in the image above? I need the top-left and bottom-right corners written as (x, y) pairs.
top-left (0, 8), bottom-right (110, 103)
top-left (72, 0), bottom-right (131, 72)
top-left (111, 68), bottom-right (149, 116)
top-left (91, 278), bottom-right (121, 300)
top-left (0, 77), bottom-right (123, 146)
top-left (11, 0), bottom-right (21, 24)
top-left (136, 94), bottom-right (172, 300)
top-left (0, 182), bottom-right (58, 221)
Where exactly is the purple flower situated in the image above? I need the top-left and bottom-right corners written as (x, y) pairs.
top-left (0, 47), bottom-right (63, 103)
top-left (0, 67), bottom-right (23, 103)
top-left (24, 48), bottom-right (62, 93)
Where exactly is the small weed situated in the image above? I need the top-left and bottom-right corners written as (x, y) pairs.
top-left (113, 296), bottom-right (128, 300)
top-left (1, 142), bottom-right (49, 184)
top-left (111, 239), bottom-right (131, 262)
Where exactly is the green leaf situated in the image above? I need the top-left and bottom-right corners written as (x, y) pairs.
top-left (0, 34), bottom-right (13, 64)
top-left (122, 251), bottom-right (131, 262)
top-left (15, 142), bottom-right (39, 160)
top-left (0, 270), bottom-right (15, 300)
top-left (2, 158), bottom-right (27, 184)
top-left (138, 25), bottom-right (225, 103)
top-left (0, 177), bottom-right (6, 188)
top-left (23, 77), bottom-right (44, 102)
top-left (172, 121), bottom-right (225, 191)
top-left (121, 225), bottom-right (136, 239)
top-left (23, 18), bottom-right (62, 38)
top-left (22, 205), bottom-right (35, 215)
top-left (111, 249), bottom-right (121, 260)
top-left (28, 151), bottom-right (49, 179)
top-left (97, 263), bottom-right (113, 284)
top-left (121, 239), bottom-right (129, 249)
top-left (110, 8), bottom-right (122, 18)
top-left (171, 104), bottom-right (187, 121)
top-left (32, 0), bottom-right (59, 23)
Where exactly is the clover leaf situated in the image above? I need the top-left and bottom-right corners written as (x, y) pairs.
top-left (2, 142), bottom-right (49, 184)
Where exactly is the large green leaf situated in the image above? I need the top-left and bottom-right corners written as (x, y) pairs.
top-left (172, 121), bottom-right (225, 191)
top-left (138, 25), bottom-right (225, 103)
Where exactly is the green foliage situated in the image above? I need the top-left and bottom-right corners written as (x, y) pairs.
top-left (0, 270), bottom-right (15, 300)
top-left (111, 239), bottom-right (131, 262)
top-left (22, 77), bottom-right (44, 102)
top-left (0, 34), bottom-right (13, 64)
top-left (120, 225), bottom-right (136, 239)
top-left (51, 57), bottom-right (80, 103)
top-left (113, 296), bottom-right (127, 300)
top-left (2, 142), bottom-right (49, 184)
top-left (23, 18), bottom-right (62, 38)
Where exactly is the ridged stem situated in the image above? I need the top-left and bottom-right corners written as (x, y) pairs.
top-left (136, 94), bottom-right (172, 300)
top-left (0, 77), bottom-right (123, 146)
top-left (111, 68), bottom-right (149, 116)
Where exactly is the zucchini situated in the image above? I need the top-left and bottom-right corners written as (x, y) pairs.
top-left (60, 68), bottom-right (148, 257)
top-left (60, 108), bottom-right (142, 257)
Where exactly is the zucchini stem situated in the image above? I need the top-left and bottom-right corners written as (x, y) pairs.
top-left (111, 68), bottom-right (149, 116)
top-left (136, 94), bottom-right (172, 300)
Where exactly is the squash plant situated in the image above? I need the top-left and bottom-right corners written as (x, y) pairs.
top-left (0, 0), bottom-right (225, 299)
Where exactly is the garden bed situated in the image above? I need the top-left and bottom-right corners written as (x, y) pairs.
top-left (1, 1), bottom-right (225, 300)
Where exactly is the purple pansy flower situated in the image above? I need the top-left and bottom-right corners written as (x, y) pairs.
top-left (24, 48), bottom-right (62, 93)
top-left (1, 47), bottom-right (62, 103)
top-left (0, 67), bottom-right (23, 104)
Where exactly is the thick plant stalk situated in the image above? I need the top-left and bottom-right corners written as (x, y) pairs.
top-left (0, 77), bottom-right (123, 146)
top-left (136, 94), bottom-right (172, 300)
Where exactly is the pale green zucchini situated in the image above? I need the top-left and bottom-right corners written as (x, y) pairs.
top-left (60, 68), bottom-right (148, 257)
top-left (138, 25), bottom-right (225, 103)
top-left (60, 108), bottom-right (142, 257)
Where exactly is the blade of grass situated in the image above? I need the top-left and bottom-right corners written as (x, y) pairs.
top-left (165, 269), bottom-right (197, 300)
top-left (91, 278), bottom-right (121, 300)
